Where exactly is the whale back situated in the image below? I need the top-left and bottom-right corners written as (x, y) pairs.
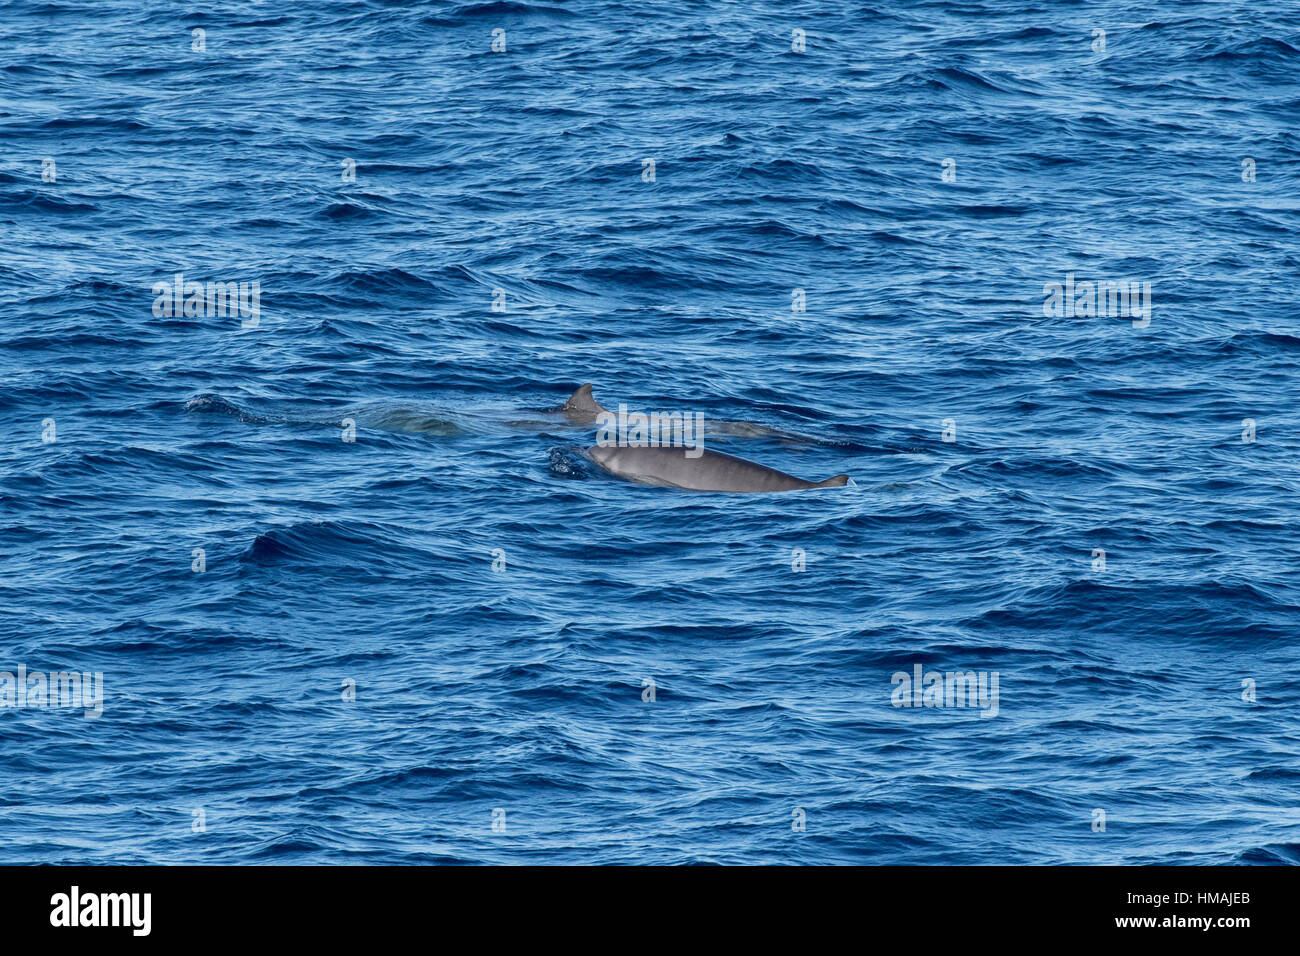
top-left (587, 445), bottom-right (848, 493)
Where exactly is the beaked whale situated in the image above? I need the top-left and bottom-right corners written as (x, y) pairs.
top-left (555, 384), bottom-right (826, 445)
top-left (586, 444), bottom-right (849, 493)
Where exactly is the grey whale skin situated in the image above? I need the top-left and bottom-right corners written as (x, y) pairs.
top-left (586, 444), bottom-right (849, 493)
top-left (556, 383), bottom-right (827, 443)
top-left (558, 383), bottom-right (608, 424)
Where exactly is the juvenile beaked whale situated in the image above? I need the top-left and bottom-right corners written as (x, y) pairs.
top-left (586, 444), bottom-right (849, 493)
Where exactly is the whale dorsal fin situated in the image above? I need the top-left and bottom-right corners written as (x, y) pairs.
top-left (563, 383), bottom-right (606, 416)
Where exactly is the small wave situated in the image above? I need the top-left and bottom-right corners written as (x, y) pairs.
top-left (317, 200), bottom-right (385, 221)
top-left (1197, 35), bottom-right (1300, 61)
top-left (1234, 843), bottom-right (1300, 865)
top-left (1210, 330), bottom-right (1300, 355)
top-left (240, 520), bottom-right (432, 569)
top-left (185, 392), bottom-right (279, 425)
top-left (0, 190), bottom-right (98, 214)
top-left (421, 1), bottom-right (576, 27)
top-left (957, 204), bottom-right (1029, 217)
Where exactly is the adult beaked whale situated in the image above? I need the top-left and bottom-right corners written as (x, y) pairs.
top-left (586, 444), bottom-right (849, 493)
top-left (554, 384), bottom-right (828, 445)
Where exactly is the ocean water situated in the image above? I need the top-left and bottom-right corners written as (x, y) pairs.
top-left (2, 0), bottom-right (1298, 865)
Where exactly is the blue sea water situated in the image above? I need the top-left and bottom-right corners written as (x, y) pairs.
top-left (1, 0), bottom-right (1298, 865)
